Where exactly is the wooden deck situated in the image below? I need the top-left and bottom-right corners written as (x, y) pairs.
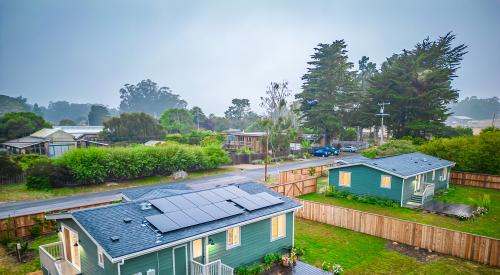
top-left (263, 261), bottom-right (333, 275)
top-left (423, 201), bottom-right (477, 218)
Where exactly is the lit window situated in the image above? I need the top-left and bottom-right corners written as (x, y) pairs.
top-left (192, 239), bottom-right (202, 258)
top-left (271, 214), bottom-right (286, 241)
top-left (380, 175), bottom-right (391, 189)
top-left (97, 247), bottom-right (104, 268)
top-left (227, 227), bottom-right (240, 249)
top-left (339, 171), bottom-right (351, 187)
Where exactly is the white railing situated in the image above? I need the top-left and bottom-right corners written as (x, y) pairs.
top-left (191, 259), bottom-right (233, 275)
top-left (421, 183), bottom-right (435, 205)
top-left (39, 241), bottom-right (63, 275)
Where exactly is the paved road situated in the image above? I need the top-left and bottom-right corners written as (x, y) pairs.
top-left (0, 157), bottom-right (341, 219)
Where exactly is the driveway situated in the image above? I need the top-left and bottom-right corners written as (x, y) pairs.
top-left (0, 156), bottom-right (343, 219)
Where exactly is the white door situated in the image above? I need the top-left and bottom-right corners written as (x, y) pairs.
top-left (414, 175), bottom-right (422, 193)
top-left (62, 226), bottom-right (81, 270)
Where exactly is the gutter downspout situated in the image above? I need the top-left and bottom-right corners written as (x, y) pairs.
top-left (117, 259), bottom-right (125, 275)
top-left (400, 179), bottom-right (405, 207)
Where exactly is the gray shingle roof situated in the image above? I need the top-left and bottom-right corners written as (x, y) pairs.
top-left (2, 136), bottom-right (47, 148)
top-left (332, 152), bottom-right (454, 178)
top-left (70, 182), bottom-right (301, 259)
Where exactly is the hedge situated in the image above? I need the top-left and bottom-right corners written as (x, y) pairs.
top-left (55, 143), bottom-right (230, 184)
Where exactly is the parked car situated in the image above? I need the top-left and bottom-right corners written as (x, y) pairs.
top-left (341, 145), bottom-right (357, 152)
top-left (313, 146), bottom-right (339, 157)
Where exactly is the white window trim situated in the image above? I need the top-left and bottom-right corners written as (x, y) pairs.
top-left (270, 214), bottom-right (286, 242)
top-left (380, 175), bottom-right (391, 189)
top-left (97, 247), bottom-right (104, 268)
top-left (226, 226), bottom-right (241, 250)
top-left (146, 269), bottom-right (156, 275)
top-left (339, 171), bottom-right (351, 187)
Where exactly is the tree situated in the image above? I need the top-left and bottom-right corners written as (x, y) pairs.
top-left (450, 96), bottom-right (500, 120)
top-left (101, 112), bottom-right (165, 142)
top-left (88, 105), bottom-right (110, 126)
top-left (295, 40), bottom-right (360, 144)
top-left (367, 32), bottom-right (468, 138)
top-left (59, 119), bottom-right (76, 126)
top-left (190, 106), bottom-right (211, 130)
top-left (224, 98), bottom-right (258, 129)
top-left (0, 95), bottom-right (31, 116)
top-left (43, 101), bottom-right (93, 123)
top-left (0, 112), bottom-right (51, 142)
top-left (160, 108), bottom-right (196, 134)
top-left (119, 79), bottom-right (187, 117)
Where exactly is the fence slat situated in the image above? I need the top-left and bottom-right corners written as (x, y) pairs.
top-left (450, 171), bottom-right (500, 190)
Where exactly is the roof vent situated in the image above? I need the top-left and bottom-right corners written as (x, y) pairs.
top-left (110, 236), bottom-right (120, 242)
top-left (123, 218), bottom-right (132, 223)
top-left (423, 158), bottom-right (427, 162)
top-left (140, 202), bottom-right (152, 210)
top-left (392, 168), bottom-right (396, 171)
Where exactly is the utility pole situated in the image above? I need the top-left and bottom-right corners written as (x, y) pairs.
top-left (492, 113), bottom-right (496, 128)
top-left (196, 109), bottom-right (200, 130)
top-left (264, 127), bottom-right (269, 182)
top-left (376, 102), bottom-right (390, 144)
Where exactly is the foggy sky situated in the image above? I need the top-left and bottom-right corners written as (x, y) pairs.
top-left (1, 0), bottom-right (499, 115)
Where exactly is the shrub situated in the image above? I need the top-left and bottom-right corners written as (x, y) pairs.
top-left (263, 253), bottom-right (282, 265)
top-left (0, 156), bottom-right (22, 179)
top-left (361, 140), bottom-right (417, 159)
top-left (11, 154), bottom-right (48, 170)
top-left (56, 144), bottom-right (229, 184)
top-left (30, 225), bottom-right (41, 238)
top-left (26, 175), bottom-right (50, 190)
top-left (25, 159), bottom-right (73, 189)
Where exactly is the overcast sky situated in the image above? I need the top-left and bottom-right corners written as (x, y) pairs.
top-left (1, 0), bottom-right (499, 115)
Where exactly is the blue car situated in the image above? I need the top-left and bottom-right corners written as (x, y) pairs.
top-left (313, 146), bottom-right (339, 157)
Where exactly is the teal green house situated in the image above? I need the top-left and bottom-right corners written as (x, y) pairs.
top-left (40, 183), bottom-right (301, 275)
top-left (329, 153), bottom-right (455, 207)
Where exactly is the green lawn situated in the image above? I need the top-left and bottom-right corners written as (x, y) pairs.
top-left (299, 183), bottom-right (500, 238)
top-left (0, 233), bottom-right (59, 275)
top-left (0, 167), bottom-right (236, 202)
top-left (295, 219), bottom-right (500, 275)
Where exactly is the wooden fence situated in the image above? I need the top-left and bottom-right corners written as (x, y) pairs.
top-left (0, 173), bottom-right (26, 184)
top-left (450, 171), bottom-right (500, 190)
top-left (295, 199), bottom-right (500, 267)
top-left (0, 201), bottom-right (113, 239)
top-left (270, 177), bottom-right (318, 198)
top-left (278, 164), bottom-right (333, 184)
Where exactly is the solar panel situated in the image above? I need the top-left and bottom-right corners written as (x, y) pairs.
top-left (224, 185), bottom-right (249, 197)
top-left (214, 201), bottom-right (245, 216)
top-left (243, 194), bottom-right (270, 208)
top-left (231, 196), bottom-right (261, 211)
top-left (200, 204), bottom-right (230, 219)
top-left (145, 214), bottom-right (179, 233)
top-left (149, 198), bottom-right (180, 213)
top-left (211, 188), bottom-right (237, 200)
top-left (255, 192), bottom-right (283, 205)
top-left (183, 208), bottom-right (215, 224)
top-left (197, 190), bottom-right (225, 203)
top-left (164, 211), bottom-right (198, 227)
top-left (182, 193), bottom-right (212, 207)
top-left (166, 195), bottom-right (196, 209)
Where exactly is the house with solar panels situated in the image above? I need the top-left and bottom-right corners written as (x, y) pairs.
top-left (329, 152), bottom-right (455, 208)
top-left (39, 182), bottom-right (302, 275)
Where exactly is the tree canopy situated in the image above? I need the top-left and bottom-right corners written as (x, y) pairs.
top-left (450, 96), bottom-right (500, 120)
top-left (368, 32), bottom-right (467, 138)
top-left (0, 95), bottom-right (31, 116)
top-left (160, 108), bottom-right (196, 134)
top-left (101, 112), bottom-right (165, 142)
top-left (88, 105), bottom-right (110, 126)
top-left (0, 112), bottom-right (52, 142)
top-left (119, 79), bottom-right (187, 117)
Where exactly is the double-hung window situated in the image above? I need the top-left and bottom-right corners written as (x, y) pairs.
top-left (380, 175), bottom-right (391, 189)
top-left (97, 247), bottom-right (104, 268)
top-left (271, 214), bottom-right (286, 241)
top-left (339, 171), bottom-right (351, 187)
top-left (227, 226), bottom-right (240, 249)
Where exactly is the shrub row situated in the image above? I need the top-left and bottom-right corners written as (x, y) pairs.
top-left (323, 186), bottom-right (399, 208)
top-left (26, 143), bottom-right (230, 188)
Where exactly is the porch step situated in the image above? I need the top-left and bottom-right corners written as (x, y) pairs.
top-left (409, 194), bottom-right (423, 204)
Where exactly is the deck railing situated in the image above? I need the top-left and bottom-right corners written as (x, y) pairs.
top-left (191, 259), bottom-right (234, 275)
top-left (421, 183), bottom-right (435, 205)
top-left (39, 241), bottom-right (63, 275)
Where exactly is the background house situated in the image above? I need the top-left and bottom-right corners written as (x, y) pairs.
top-left (40, 183), bottom-right (301, 275)
top-left (224, 131), bottom-right (266, 153)
top-left (329, 153), bottom-right (455, 207)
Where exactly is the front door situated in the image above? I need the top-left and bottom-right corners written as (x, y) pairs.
top-left (62, 226), bottom-right (81, 270)
top-left (173, 245), bottom-right (188, 275)
top-left (414, 175), bottom-right (423, 194)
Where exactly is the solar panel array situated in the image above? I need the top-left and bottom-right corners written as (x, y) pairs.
top-left (145, 185), bottom-right (284, 234)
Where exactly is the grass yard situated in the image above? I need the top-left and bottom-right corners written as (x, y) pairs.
top-left (0, 233), bottom-right (59, 275)
top-left (295, 219), bottom-right (500, 274)
top-left (0, 167), bottom-right (236, 202)
top-left (300, 181), bottom-right (500, 238)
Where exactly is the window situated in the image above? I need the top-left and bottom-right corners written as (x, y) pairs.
top-left (146, 269), bottom-right (156, 275)
top-left (440, 167), bottom-right (448, 181)
top-left (192, 239), bottom-right (202, 258)
top-left (226, 226), bottom-right (240, 249)
top-left (380, 175), bottom-right (391, 189)
top-left (97, 247), bottom-right (104, 268)
top-left (271, 214), bottom-right (286, 241)
top-left (339, 171), bottom-right (351, 187)
top-left (432, 170), bottom-right (436, 181)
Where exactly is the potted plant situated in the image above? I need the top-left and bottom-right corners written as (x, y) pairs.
top-left (282, 255), bottom-right (290, 267)
top-left (290, 249), bottom-right (297, 265)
